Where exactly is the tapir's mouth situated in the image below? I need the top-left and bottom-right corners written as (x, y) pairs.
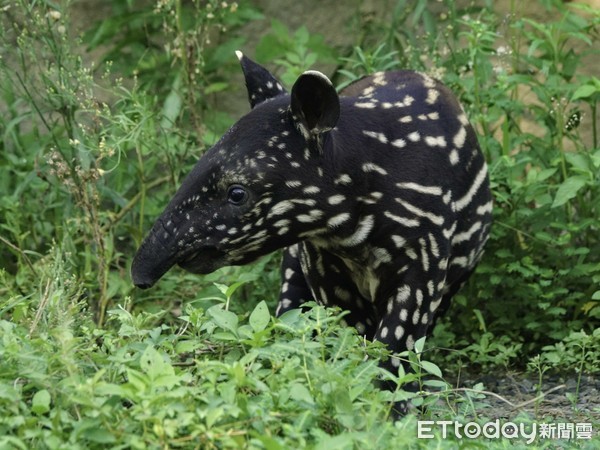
top-left (177, 247), bottom-right (227, 275)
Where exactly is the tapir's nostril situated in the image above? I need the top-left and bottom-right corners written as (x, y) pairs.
top-left (131, 270), bottom-right (156, 289)
top-left (131, 256), bottom-right (160, 289)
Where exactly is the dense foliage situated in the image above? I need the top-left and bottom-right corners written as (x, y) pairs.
top-left (1, 0), bottom-right (598, 447)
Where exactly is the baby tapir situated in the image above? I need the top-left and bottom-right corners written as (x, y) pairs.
top-left (131, 51), bottom-right (492, 414)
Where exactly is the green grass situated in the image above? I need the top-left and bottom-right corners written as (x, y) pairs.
top-left (1, 0), bottom-right (599, 447)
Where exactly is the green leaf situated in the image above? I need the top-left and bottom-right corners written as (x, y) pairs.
top-left (95, 383), bottom-right (128, 397)
top-left (423, 379), bottom-right (450, 389)
top-left (225, 281), bottom-right (246, 299)
top-left (552, 176), bottom-right (587, 208)
top-left (213, 281), bottom-right (246, 300)
top-left (140, 345), bottom-right (174, 379)
top-left (413, 336), bottom-right (426, 354)
top-left (535, 167), bottom-right (558, 182)
top-left (160, 88), bottom-right (182, 130)
top-left (249, 300), bottom-right (270, 333)
top-left (565, 153), bottom-right (591, 173)
top-left (572, 84), bottom-right (598, 100)
top-left (204, 82), bottom-right (229, 95)
top-left (175, 340), bottom-right (202, 353)
top-left (254, 434), bottom-right (285, 450)
top-left (159, 72), bottom-right (183, 131)
top-left (314, 434), bottom-right (355, 450)
top-left (420, 360), bottom-right (443, 378)
top-left (214, 283), bottom-right (230, 296)
top-left (207, 305), bottom-right (239, 334)
top-left (572, 77), bottom-right (600, 101)
top-left (473, 309), bottom-right (487, 332)
top-left (125, 369), bottom-right (149, 392)
top-left (31, 389), bottom-right (50, 415)
top-left (289, 383), bottom-right (315, 405)
top-left (81, 427), bottom-right (117, 444)
top-left (0, 437), bottom-right (27, 450)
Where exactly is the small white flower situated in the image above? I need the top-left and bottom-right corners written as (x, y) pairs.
top-left (496, 46), bottom-right (510, 56)
top-left (48, 10), bottom-right (61, 20)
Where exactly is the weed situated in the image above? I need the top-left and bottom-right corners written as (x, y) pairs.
top-left (254, 19), bottom-right (337, 85)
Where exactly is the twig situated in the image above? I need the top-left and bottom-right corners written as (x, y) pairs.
top-left (0, 236), bottom-right (39, 277)
top-left (29, 277), bottom-right (52, 337)
top-left (451, 384), bottom-right (566, 410)
top-left (72, 175), bottom-right (171, 246)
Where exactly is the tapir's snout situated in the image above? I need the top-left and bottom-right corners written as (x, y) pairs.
top-left (131, 266), bottom-right (156, 289)
top-left (131, 227), bottom-right (178, 289)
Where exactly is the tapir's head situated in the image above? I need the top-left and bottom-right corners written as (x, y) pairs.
top-left (131, 52), bottom-right (340, 288)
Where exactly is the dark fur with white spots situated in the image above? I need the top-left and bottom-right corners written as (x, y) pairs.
top-left (132, 52), bottom-right (492, 415)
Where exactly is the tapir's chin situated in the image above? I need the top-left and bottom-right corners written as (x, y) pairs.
top-left (177, 247), bottom-right (228, 275)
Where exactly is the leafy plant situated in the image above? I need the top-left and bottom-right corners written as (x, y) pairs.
top-left (336, 44), bottom-right (401, 90)
top-left (0, 0), bottom-right (264, 325)
top-left (397, 1), bottom-right (598, 363)
top-left (255, 19), bottom-right (337, 85)
top-left (0, 267), bottom-right (416, 448)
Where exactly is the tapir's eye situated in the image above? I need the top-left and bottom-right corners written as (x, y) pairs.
top-left (227, 185), bottom-right (248, 205)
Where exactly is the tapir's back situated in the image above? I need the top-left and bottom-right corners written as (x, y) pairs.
top-left (334, 70), bottom-right (492, 282)
top-left (338, 70), bottom-right (481, 183)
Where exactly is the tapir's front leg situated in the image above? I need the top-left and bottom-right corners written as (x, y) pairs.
top-left (373, 252), bottom-right (448, 416)
top-left (275, 244), bottom-right (314, 316)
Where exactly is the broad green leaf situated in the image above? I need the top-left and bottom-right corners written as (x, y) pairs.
top-left (572, 77), bottom-right (600, 100)
top-left (204, 82), bottom-right (229, 94)
top-left (160, 89), bottom-right (182, 130)
top-left (31, 389), bottom-right (50, 415)
top-left (420, 360), bottom-right (443, 378)
top-left (289, 383), bottom-right (315, 405)
top-left (572, 84), bottom-right (597, 100)
top-left (254, 434), bottom-right (285, 450)
top-left (160, 74), bottom-right (182, 130)
top-left (175, 340), bottom-right (202, 353)
top-left (314, 434), bottom-right (354, 450)
top-left (294, 26), bottom-right (309, 45)
top-left (0, 437), bottom-right (27, 450)
top-left (423, 379), bottom-right (450, 389)
top-left (212, 331), bottom-right (239, 341)
top-left (249, 300), bottom-right (270, 333)
top-left (95, 383), bottom-right (128, 397)
top-left (565, 153), bottom-right (590, 173)
top-left (592, 150), bottom-right (600, 169)
top-left (81, 427), bottom-right (117, 444)
top-left (125, 369), bottom-right (149, 392)
top-left (552, 176), bottom-right (587, 208)
top-left (214, 283), bottom-right (230, 296)
top-left (582, 301), bottom-right (597, 315)
top-left (535, 167), bottom-right (558, 182)
top-left (413, 336), bottom-right (426, 354)
top-left (226, 281), bottom-right (246, 299)
top-left (207, 305), bottom-right (239, 334)
top-left (140, 346), bottom-right (174, 379)
top-left (410, 396), bottom-right (424, 407)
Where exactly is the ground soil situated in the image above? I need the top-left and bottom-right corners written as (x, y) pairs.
top-left (451, 371), bottom-right (600, 423)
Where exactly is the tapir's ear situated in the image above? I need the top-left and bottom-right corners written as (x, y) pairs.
top-left (291, 70), bottom-right (340, 138)
top-left (236, 51), bottom-right (286, 109)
